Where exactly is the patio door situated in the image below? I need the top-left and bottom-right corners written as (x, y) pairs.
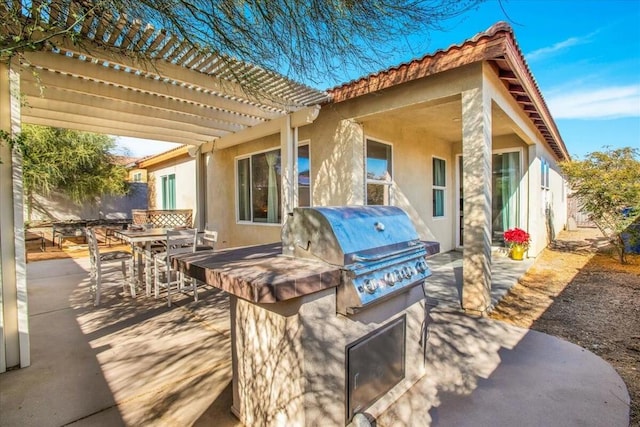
top-left (492, 150), bottom-right (521, 244)
top-left (456, 150), bottom-right (522, 247)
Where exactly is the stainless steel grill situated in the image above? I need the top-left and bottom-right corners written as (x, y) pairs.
top-left (282, 206), bottom-right (432, 315)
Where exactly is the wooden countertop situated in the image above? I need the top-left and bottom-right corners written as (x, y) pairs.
top-left (173, 243), bottom-right (342, 304)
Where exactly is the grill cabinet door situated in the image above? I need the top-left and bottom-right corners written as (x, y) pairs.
top-left (346, 316), bottom-right (406, 421)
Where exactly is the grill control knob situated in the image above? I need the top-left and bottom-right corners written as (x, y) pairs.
top-left (384, 272), bottom-right (396, 286)
top-left (363, 279), bottom-right (378, 294)
top-left (416, 260), bottom-right (427, 273)
top-left (402, 266), bottom-right (412, 279)
top-left (394, 269), bottom-right (401, 282)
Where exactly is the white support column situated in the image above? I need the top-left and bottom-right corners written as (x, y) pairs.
top-left (191, 145), bottom-right (206, 230)
top-left (337, 119), bottom-right (365, 206)
top-left (280, 114), bottom-right (297, 216)
top-left (461, 84), bottom-right (493, 315)
top-left (0, 61), bottom-right (30, 372)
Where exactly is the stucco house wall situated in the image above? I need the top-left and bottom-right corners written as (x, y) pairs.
top-left (147, 155), bottom-right (197, 214)
top-left (206, 60), bottom-right (567, 258)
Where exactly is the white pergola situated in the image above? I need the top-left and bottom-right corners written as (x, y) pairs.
top-left (1, 4), bottom-right (328, 372)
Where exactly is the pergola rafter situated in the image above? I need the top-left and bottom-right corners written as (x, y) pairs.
top-left (5, 1), bottom-right (328, 146)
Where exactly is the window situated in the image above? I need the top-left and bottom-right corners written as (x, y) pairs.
top-left (541, 158), bottom-right (550, 189)
top-left (298, 144), bottom-right (311, 207)
top-left (132, 172), bottom-right (142, 182)
top-left (161, 174), bottom-right (176, 209)
top-left (540, 157), bottom-right (551, 215)
top-left (237, 149), bottom-right (282, 223)
top-left (432, 157), bottom-right (446, 217)
top-left (366, 139), bottom-right (392, 205)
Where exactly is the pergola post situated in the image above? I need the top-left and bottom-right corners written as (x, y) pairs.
top-left (0, 61), bottom-right (30, 372)
top-left (192, 145), bottom-right (206, 230)
top-left (281, 114), bottom-right (297, 215)
top-left (461, 83), bottom-right (493, 315)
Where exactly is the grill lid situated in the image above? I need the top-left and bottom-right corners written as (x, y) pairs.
top-left (282, 206), bottom-right (422, 266)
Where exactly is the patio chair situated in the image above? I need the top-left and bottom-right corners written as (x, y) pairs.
top-left (196, 226), bottom-right (218, 252)
top-left (153, 228), bottom-right (198, 307)
top-left (85, 227), bottom-right (133, 306)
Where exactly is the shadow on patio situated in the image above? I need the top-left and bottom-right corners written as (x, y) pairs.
top-left (0, 250), bottom-right (630, 426)
top-left (0, 257), bottom-right (240, 426)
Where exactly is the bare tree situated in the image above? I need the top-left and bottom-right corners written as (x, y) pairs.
top-left (1, 0), bottom-right (483, 85)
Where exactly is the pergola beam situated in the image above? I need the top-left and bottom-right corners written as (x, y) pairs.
top-left (23, 109), bottom-right (209, 144)
top-left (22, 89), bottom-right (244, 133)
top-left (23, 97), bottom-right (229, 139)
top-left (22, 41), bottom-right (302, 113)
top-left (24, 116), bottom-right (202, 146)
top-left (20, 71), bottom-right (260, 128)
top-left (22, 52), bottom-right (281, 121)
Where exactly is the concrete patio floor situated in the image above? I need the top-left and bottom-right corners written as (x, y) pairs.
top-left (0, 252), bottom-right (630, 426)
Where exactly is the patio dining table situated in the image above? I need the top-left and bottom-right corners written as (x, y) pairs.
top-left (114, 228), bottom-right (164, 296)
top-left (114, 228), bottom-right (201, 297)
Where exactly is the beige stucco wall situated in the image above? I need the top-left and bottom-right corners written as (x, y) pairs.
top-left (299, 108), bottom-right (365, 207)
top-left (148, 155), bottom-right (197, 214)
top-left (526, 142), bottom-right (568, 256)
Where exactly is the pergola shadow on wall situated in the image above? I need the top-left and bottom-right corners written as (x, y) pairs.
top-left (0, 4), bottom-right (328, 373)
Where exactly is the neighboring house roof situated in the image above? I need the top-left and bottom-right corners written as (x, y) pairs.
top-left (137, 145), bottom-right (190, 169)
top-left (112, 155), bottom-right (141, 167)
top-left (327, 22), bottom-right (569, 161)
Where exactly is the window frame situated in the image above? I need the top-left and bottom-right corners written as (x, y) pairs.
top-left (161, 173), bottom-right (176, 210)
top-left (432, 156), bottom-right (447, 218)
top-left (365, 137), bottom-right (394, 206)
top-left (235, 146), bottom-right (283, 226)
top-left (541, 158), bottom-right (550, 190)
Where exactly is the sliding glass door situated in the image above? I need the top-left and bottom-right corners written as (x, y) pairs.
top-left (456, 150), bottom-right (522, 246)
top-left (492, 151), bottom-right (521, 243)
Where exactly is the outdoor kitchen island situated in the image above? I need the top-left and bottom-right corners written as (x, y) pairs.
top-left (175, 207), bottom-right (432, 426)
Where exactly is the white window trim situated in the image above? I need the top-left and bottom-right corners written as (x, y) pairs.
top-left (432, 155), bottom-right (447, 219)
top-left (234, 146), bottom-right (283, 226)
top-left (298, 139), bottom-right (312, 207)
top-left (365, 136), bottom-right (394, 206)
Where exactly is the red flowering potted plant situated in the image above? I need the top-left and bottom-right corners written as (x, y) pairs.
top-left (503, 227), bottom-right (530, 260)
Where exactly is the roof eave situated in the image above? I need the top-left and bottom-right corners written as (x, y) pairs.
top-left (327, 22), bottom-right (570, 162)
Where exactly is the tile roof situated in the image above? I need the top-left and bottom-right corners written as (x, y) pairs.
top-left (327, 22), bottom-right (569, 161)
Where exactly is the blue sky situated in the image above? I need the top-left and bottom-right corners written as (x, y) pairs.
top-left (421, 0), bottom-right (640, 160)
top-left (116, 0), bottom-right (639, 159)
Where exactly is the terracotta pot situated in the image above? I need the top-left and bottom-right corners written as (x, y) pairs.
top-left (510, 245), bottom-right (526, 260)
